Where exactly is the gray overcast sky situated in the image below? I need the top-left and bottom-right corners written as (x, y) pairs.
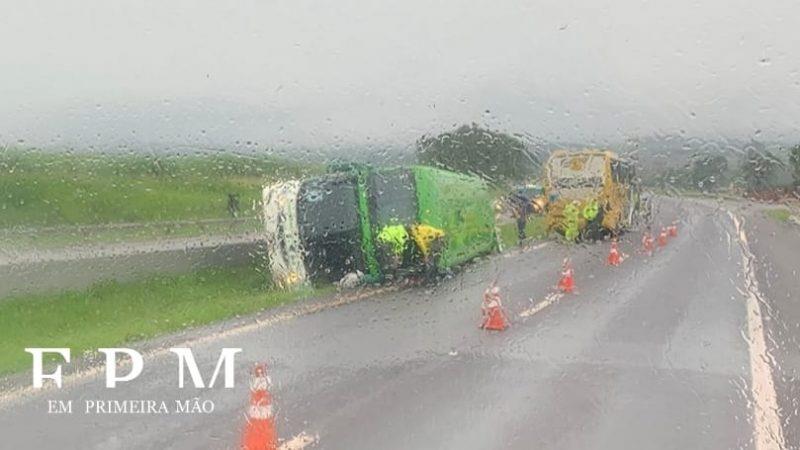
top-left (1, 0), bottom-right (799, 153)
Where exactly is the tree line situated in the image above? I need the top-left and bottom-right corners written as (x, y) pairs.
top-left (416, 123), bottom-right (800, 192)
top-left (415, 123), bottom-right (539, 187)
top-left (650, 143), bottom-right (800, 193)
top-left (415, 124), bottom-right (800, 193)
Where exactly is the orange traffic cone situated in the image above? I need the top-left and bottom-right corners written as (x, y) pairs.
top-left (668, 222), bottom-right (678, 237)
top-left (658, 227), bottom-right (668, 248)
top-left (241, 364), bottom-right (277, 450)
top-left (641, 231), bottom-right (654, 256)
top-left (480, 283), bottom-right (508, 331)
top-left (558, 259), bottom-right (575, 293)
top-left (607, 240), bottom-right (621, 266)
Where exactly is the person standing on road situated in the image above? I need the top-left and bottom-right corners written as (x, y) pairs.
top-left (410, 223), bottom-right (446, 282)
top-left (563, 200), bottom-right (581, 242)
top-left (376, 223), bottom-right (410, 282)
top-left (514, 196), bottom-right (532, 244)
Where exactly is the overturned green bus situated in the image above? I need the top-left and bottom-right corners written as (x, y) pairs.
top-left (261, 166), bottom-right (497, 288)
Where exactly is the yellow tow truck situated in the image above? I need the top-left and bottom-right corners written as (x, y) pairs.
top-left (543, 149), bottom-right (640, 241)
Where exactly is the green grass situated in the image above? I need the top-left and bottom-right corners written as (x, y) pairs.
top-left (0, 266), bottom-right (330, 376)
top-left (497, 216), bottom-right (548, 249)
top-left (766, 208), bottom-right (792, 223)
top-left (0, 149), bottom-right (320, 229)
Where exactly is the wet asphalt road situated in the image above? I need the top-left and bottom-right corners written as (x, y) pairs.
top-left (1, 197), bottom-right (798, 449)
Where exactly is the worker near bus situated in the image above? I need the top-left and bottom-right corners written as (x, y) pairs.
top-left (376, 223), bottom-right (410, 281)
top-left (563, 200), bottom-right (581, 242)
top-left (410, 223), bottom-right (446, 282)
top-left (513, 196), bottom-right (532, 244)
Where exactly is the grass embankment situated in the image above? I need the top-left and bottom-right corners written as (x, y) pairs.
top-left (0, 266), bottom-right (329, 376)
top-left (0, 150), bottom-right (318, 229)
top-left (497, 216), bottom-right (548, 249)
top-left (765, 208), bottom-right (792, 223)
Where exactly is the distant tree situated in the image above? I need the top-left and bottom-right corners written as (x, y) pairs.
top-left (738, 143), bottom-right (783, 191)
top-left (416, 123), bottom-right (537, 185)
top-left (789, 145), bottom-right (800, 187)
top-left (689, 153), bottom-right (728, 191)
top-left (651, 166), bottom-right (691, 191)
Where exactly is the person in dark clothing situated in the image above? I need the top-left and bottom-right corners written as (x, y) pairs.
top-left (227, 193), bottom-right (240, 218)
top-left (513, 195), bottom-right (532, 244)
top-left (410, 223), bottom-right (446, 284)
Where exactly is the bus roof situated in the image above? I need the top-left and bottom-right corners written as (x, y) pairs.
top-left (547, 149), bottom-right (629, 164)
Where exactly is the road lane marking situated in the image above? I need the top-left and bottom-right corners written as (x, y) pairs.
top-left (530, 242), bottom-right (549, 251)
top-left (0, 285), bottom-right (399, 409)
top-left (279, 431), bottom-right (317, 449)
top-left (727, 211), bottom-right (786, 450)
top-left (519, 292), bottom-right (564, 318)
top-left (502, 241), bottom-right (548, 258)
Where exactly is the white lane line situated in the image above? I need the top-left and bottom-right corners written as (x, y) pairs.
top-left (530, 242), bottom-right (549, 251)
top-left (727, 211), bottom-right (785, 450)
top-left (519, 292), bottom-right (564, 318)
top-left (279, 431), bottom-right (318, 449)
top-left (0, 286), bottom-right (399, 409)
top-left (502, 241), bottom-right (548, 258)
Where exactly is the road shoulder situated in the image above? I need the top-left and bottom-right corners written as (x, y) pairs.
top-left (740, 202), bottom-right (800, 447)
